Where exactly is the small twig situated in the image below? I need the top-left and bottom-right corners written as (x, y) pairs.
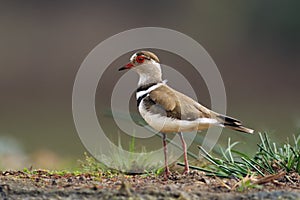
top-left (214, 176), bottom-right (231, 190)
top-left (285, 174), bottom-right (296, 185)
top-left (254, 171), bottom-right (286, 185)
top-left (272, 180), bottom-right (285, 186)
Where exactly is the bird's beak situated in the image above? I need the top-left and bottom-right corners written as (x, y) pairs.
top-left (118, 62), bottom-right (134, 71)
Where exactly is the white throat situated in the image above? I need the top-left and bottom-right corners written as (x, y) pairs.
top-left (135, 62), bottom-right (162, 86)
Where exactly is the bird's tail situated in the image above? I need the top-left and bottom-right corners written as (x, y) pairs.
top-left (216, 114), bottom-right (254, 134)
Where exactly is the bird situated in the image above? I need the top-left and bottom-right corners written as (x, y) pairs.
top-left (119, 51), bottom-right (254, 176)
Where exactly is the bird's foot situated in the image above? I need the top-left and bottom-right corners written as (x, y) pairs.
top-left (163, 167), bottom-right (171, 180)
top-left (182, 167), bottom-right (190, 175)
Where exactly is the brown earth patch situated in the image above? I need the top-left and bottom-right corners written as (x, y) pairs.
top-left (0, 170), bottom-right (299, 200)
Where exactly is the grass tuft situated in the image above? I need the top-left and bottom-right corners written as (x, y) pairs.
top-left (78, 136), bottom-right (162, 175)
top-left (78, 152), bottom-right (108, 173)
top-left (194, 132), bottom-right (300, 179)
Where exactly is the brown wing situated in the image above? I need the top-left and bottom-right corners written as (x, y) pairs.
top-left (148, 85), bottom-right (213, 120)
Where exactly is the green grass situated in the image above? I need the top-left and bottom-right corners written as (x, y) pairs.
top-left (79, 136), bottom-right (163, 175)
top-left (15, 132), bottom-right (299, 193)
top-left (78, 152), bottom-right (108, 173)
top-left (189, 132), bottom-right (300, 179)
top-left (46, 131), bottom-right (299, 189)
top-left (22, 167), bottom-right (93, 177)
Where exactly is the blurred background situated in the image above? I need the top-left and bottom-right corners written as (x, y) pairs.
top-left (0, 1), bottom-right (299, 170)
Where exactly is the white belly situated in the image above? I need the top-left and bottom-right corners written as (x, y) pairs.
top-left (138, 100), bottom-right (218, 133)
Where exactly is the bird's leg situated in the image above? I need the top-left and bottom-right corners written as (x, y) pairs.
top-left (162, 133), bottom-right (170, 177)
top-left (178, 132), bottom-right (189, 174)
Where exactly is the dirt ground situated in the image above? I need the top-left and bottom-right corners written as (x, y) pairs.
top-left (0, 170), bottom-right (299, 200)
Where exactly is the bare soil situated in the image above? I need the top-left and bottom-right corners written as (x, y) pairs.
top-left (0, 170), bottom-right (299, 200)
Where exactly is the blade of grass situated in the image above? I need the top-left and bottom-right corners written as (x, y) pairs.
top-left (241, 157), bottom-right (265, 176)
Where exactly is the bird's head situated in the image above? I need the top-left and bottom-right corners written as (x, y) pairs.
top-left (119, 51), bottom-right (160, 73)
top-left (119, 51), bottom-right (162, 86)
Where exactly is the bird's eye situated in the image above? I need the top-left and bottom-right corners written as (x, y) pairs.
top-left (136, 56), bottom-right (145, 63)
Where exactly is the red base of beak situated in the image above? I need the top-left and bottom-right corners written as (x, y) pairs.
top-left (119, 63), bottom-right (134, 71)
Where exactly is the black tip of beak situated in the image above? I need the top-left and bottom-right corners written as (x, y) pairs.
top-left (118, 66), bottom-right (127, 71)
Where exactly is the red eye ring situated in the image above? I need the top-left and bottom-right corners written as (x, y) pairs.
top-left (136, 56), bottom-right (145, 63)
